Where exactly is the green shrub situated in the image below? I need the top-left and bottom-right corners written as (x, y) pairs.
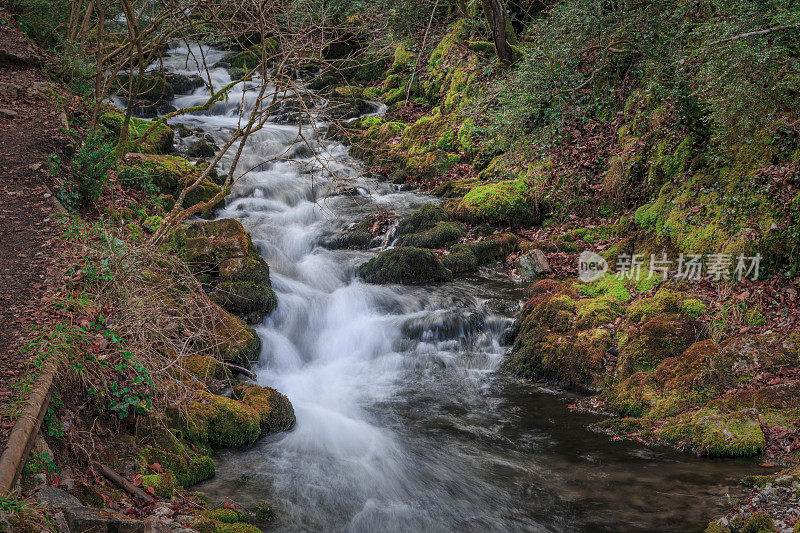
top-left (59, 135), bottom-right (114, 211)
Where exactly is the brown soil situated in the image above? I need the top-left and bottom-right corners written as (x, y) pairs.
top-left (0, 22), bottom-right (71, 449)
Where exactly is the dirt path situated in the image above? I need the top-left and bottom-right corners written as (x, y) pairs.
top-left (0, 22), bottom-right (70, 450)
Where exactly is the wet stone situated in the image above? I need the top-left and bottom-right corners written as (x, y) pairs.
top-left (33, 486), bottom-right (82, 509)
top-left (65, 507), bottom-right (145, 533)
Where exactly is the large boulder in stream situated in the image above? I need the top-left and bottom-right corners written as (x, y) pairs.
top-left (175, 218), bottom-right (277, 323)
top-left (359, 247), bottom-right (452, 285)
top-left (169, 383), bottom-right (294, 448)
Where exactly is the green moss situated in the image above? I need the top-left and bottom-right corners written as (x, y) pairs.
top-left (384, 86), bottom-right (407, 105)
top-left (574, 295), bottom-right (623, 329)
top-left (179, 390), bottom-right (261, 447)
top-left (209, 281), bottom-right (277, 319)
top-left (188, 140), bottom-right (217, 158)
top-left (194, 519), bottom-right (261, 533)
top-left (578, 275), bottom-right (633, 302)
top-left (457, 118), bottom-right (475, 156)
top-left (201, 509), bottom-right (250, 524)
top-left (384, 74), bottom-right (405, 90)
top-left (395, 221), bottom-right (466, 249)
top-left (681, 298), bottom-right (707, 317)
top-left (333, 86), bottom-right (364, 98)
top-left (359, 247), bottom-right (452, 285)
top-left (174, 354), bottom-right (229, 381)
top-left (656, 408), bottom-right (766, 457)
top-left (115, 73), bottom-right (173, 102)
top-left (142, 472), bottom-right (176, 499)
top-left (360, 116), bottom-right (384, 128)
top-left (377, 121), bottom-right (406, 141)
top-left (617, 313), bottom-right (699, 375)
top-left (395, 205), bottom-right (452, 237)
top-left (436, 129), bottom-right (458, 152)
top-left (100, 111), bottom-right (174, 155)
top-left (391, 43), bottom-right (412, 73)
top-left (140, 445), bottom-right (214, 487)
top-left (232, 383), bottom-right (295, 434)
top-left (229, 44), bottom-right (276, 70)
top-left (626, 290), bottom-right (682, 322)
top-left (441, 250), bottom-right (478, 274)
top-left (450, 234), bottom-right (518, 265)
top-left (142, 215), bottom-right (163, 233)
top-left (742, 512), bottom-right (776, 533)
top-left (746, 306), bottom-right (766, 326)
top-left (467, 41), bottom-right (495, 56)
top-left (117, 154), bottom-right (221, 208)
top-left (454, 178), bottom-right (539, 227)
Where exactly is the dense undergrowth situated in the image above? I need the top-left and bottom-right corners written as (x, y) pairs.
top-left (317, 1), bottom-right (800, 530)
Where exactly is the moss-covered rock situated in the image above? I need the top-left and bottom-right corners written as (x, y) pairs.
top-left (390, 43), bottom-right (412, 74)
top-left (139, 440), bottom-right (214, 487)
top-left (179, 389), bottom-right (261, 447)
top-left (175, 219), bottom-right (277, 322)
top-left (741, 512), bottom-right (776, 533)
top-left (232, 383), bottom-right (296, 434)
top-left (626, 290), bottom-right (707, 323)
top-left (117, 153), bottom-right (221, 208)
top-left (395, 221), bottom-right (466, 249)
top-left (453, 178), bottom-right (541, 227)
top-left (503, 280), bottom-right (614, 385)
top-left (194, 519), bottom-right (261, 533)
top-left (202, 303), bottom-right (262, 365)
top-left (101, 112), bottom-right (174, 155)
top-left (188, 139), bottom-right (218, 158)
top-left (449, 233), bottom-right (519, 265)
top-left (359, 247), bottom-right (452, 284)
top-left (115, 73), bottom-right (174, 102)
top-left (405, 150), bottom-right (460, 180)
top-left (142, 472), bottom-right (176, 499)
top-left (395, 205), bottom-right (452, 237)
top-left (441, 250), bottom-right (478, 274)
top-left (174, 354), bottom-right (229, 382)
top-left (200, 509), bottom-right (251, 524)
top-left (210, 281), bottom-right (278, 319)
top-left (616, 313), bottom-right (700, 376)
top-left (655, 408), bottom-right (766, 457)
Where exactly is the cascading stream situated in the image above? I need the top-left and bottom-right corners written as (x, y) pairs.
top-left (146, 44), bottom-right (761, 532)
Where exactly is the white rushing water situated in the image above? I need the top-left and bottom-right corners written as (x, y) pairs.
top-left (127, 43), bottom-right (760, 533)
top-left (155, 43), bottom-right (519, 531)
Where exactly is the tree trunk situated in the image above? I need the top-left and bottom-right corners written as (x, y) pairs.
top-left (482, 0), bottom-right (517, 63)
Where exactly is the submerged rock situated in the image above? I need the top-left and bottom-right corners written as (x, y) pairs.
top-left (359, 247), bottom-right (452, 285)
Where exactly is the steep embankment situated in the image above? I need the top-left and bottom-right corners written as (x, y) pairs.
top-left (0, 21), bottom-right (292, 533)
top-left (314, 8), bottom-right (800, 530)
